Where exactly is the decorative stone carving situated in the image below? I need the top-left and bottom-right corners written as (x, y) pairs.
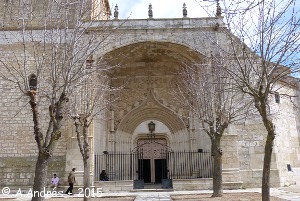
top-left (114, 5), bottom-right (119, 19)
top-left (148, 4), bottom-right (153, 19)
top-left (183, 3), bottom-right (187, 18)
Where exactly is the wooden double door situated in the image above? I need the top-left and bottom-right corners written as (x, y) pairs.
top-left (137, 138), bottom-right (168, 183)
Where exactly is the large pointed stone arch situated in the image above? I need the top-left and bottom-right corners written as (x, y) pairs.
top-left (99, 41), bottom-right (206, 71)
top-left (102, 41), bottom-right (205, 135)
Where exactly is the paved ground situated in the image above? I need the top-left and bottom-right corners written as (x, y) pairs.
top-left (276, 185), bottom-right (300, 201)
top-left (0, 185), bottom-right (300, 201)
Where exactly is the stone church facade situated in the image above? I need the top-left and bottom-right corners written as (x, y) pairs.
top-left (0, 0), bottom-right (300, 191)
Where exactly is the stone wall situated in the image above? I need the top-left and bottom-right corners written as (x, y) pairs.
top-left (221, 134), bottom-right (242, 188)
top-left (0, 33), bottom-right (68, 187)
top-left (0, 0), bottom-right (106, 28)
top-left (233, 83), bottom-right (300, 188)
top-left (272, 85), bottom-right (300, 186)
top-left (235, 117), bottom-right (281, 187)
top-left (0, 156), bottom-right (66, 188)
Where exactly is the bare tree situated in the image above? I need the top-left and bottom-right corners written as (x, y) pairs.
top-left (176, 55), bottom-right (250, 197)
top-left (69, 62), bottom-right (121, 201)
top-left (71, 71), bottom-right (106, 201)
top-left (219, 0), bottom-right (300, 200)
top-left (0, 1), bottom-right (115, 201)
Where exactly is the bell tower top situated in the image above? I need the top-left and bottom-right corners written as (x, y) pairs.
top-left (92, 0), bottom-right (111, 20)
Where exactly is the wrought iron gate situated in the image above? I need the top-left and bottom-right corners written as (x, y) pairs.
top-left (94, 151), bottom-right (213, 181)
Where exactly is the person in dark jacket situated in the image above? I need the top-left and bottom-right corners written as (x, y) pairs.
top-left (65, 168), bottom-right (76, 195)
top-left (100, 170), bottom-right (109, 181)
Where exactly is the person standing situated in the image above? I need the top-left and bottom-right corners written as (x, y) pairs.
top-left (65, 168), bottom-right (76, 195)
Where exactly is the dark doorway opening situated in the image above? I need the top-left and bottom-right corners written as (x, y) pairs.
top-left (138, 159), bottom-right (151, 183)
top-left (155, 159), bottom-right (167, 183)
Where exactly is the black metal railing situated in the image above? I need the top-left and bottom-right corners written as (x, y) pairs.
top-left (168, 151), bottom-right (213, 179)
top-left (94, 151), bottom-right (213, 181)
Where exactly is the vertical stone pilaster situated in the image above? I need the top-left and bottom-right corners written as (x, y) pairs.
top-left (64, 122), bottom-right (95, 186)
top-left (221, 134), bottom-right (243, 189)
top-left (108, 131), bottom-right (115, 152)
top-left (108, 110), bottom-right (116, 152)
top-left (90, 121), bottom-right (95, 185)
top-left (188, 113), bottom-right (196, 151)
top-left (188, 128), bottom-right (196, 151)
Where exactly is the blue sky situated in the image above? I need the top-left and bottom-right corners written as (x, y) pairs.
top-left (109, 0), bottom-right (213, 19)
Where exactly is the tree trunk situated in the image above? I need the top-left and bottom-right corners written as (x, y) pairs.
top-left (211, 139), bottom-right (223, 197)
top-left (83, 158), bottom-right (91, 201)
top-left (262, 132), bottom-right (274, 201)
top-left (32, 154), bottom-right (50, 201)
top-left (29, 92), bottom-right (50, 201)
top-left (254, 100), bottom-right (275, 201)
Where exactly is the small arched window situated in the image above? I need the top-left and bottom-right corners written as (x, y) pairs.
top-left (275, 92), bottom-right (280, 103)
top-left (28, 74), bottom-right (37, 91)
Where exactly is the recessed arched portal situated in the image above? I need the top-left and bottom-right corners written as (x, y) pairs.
top-left (117, 90), bottom-right (185, 184)
top-left (95, 41), bottom-right (212, 183)
top-left (132, 120), bottom-right (172, 184)
top-left (100, 41), bottom-right (207, 152)
top-left (101, 41), bottom-right (206, 142)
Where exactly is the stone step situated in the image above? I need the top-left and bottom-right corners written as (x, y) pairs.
top-left (134, 194), bottom-right (172, 201)
top-left (131, 188), bottom-right (174, 192)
